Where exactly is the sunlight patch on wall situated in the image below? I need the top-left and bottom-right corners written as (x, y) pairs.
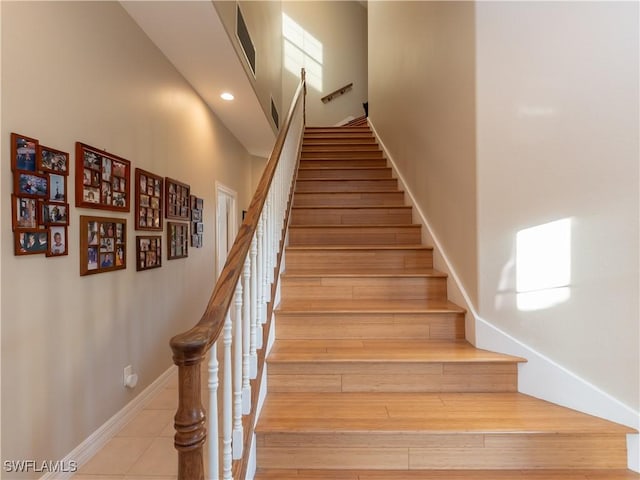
top-left (516, 218), bottom-right (572, 311)
top-left (283, 13), bottom-right (323, 91)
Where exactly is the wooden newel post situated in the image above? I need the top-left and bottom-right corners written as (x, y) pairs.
top-left (171, 335), bottom-right (208, 480)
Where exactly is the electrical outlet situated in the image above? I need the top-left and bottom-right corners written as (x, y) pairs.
top-left (123, 365), bottom-right (133, 385)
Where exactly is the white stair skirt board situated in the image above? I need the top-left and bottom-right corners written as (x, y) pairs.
top-left (39, 365), bottom-right (177, 480)
top-left (368, 118), bottom-right (640, 472)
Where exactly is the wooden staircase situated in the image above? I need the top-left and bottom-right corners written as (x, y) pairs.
top-left (254, 125), bottom-right (638, 479)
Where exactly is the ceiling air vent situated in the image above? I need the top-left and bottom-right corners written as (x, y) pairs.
top-left (271, 98), bottom-right (279, 129)
top-left (236, 4), bottom-right (256, 76)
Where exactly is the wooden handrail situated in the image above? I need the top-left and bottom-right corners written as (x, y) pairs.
top-left (170, 69), bottom-right (306, 480)
top-left (321, 82), bottom-right (353, 103)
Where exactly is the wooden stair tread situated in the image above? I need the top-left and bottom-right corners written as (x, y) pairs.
top-left (289, 224), bottom-right (419, 229)
top-left (292, 205), bottom-right (411, 210)
top-left (298, 166), bottom-right (389, 171)
top-left (256, 392), bottom-right (635, 435)
top-left (282, 269), bottom-right (446, 277)
top-left (276, 298), bottom-right (465, 313)
top-left (255, 469), bottom-right (640, 479)
top-left (268, 339), bottom-right (526, 364)
top-left (294, 189), bottom-right (404, 193)
top-left (286, 245), bottom-right (432, 251)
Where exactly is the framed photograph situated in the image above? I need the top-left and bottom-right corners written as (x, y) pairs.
top-left (11, 133), bottom-right (39, 172)
top-left (40, 202), bottom-right (69, 226)
top-left (136, 235), bottom-right (162, 271)
top-left (165, 177), bottom-right (190, 221)
top-left (12, 195), bottom-right (39, 230)
top-left (48, 173), bottom-right (66, 203)
top-left (15, 229), bottom-right (48, 255)
top-left (79, 215), bottom-right (126, 275)
top-left (167, 222), bottom-right (188, 260)
top-left (38, 145), bottom-right (69, 175)
top-left (15, 172), bottom-right (48, 198)
top-left (190, 195), bottom-right (204, 248)
top-left (47, 226), bottom-right (68, 257)
top-left (76, 143), bottom-right (131, 212)
top-left (135, 169), bottom-right (163, 231)
top-left (191, 234), bottom-right (203, 249)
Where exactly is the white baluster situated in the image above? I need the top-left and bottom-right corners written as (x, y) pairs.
top-left (232, 282), bottom-right (243, 460)
top-left (250, 236), bottom-right (259, 375)
top-left (260, 213), bottom-right (269, 324)
top-left (264, 198), bottom-right (273, 302)
top-left (208, 344), bottom-right (219, 480)
top-left (242, 256), bottom-right (251, 414)
top-left (222, 311), bottom-right (232, 480)
top-left (256, 217), bottom-right (265, 329)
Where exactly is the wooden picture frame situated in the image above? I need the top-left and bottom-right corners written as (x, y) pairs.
top-left (38, 145), bottom-right (69, 175)
top-left (12, 195), bottom-right (39, 230)
top-left (48, 173), bottom-right (67, 203)
top-left (11, 133), bottom-right (39, 173)
top-left (135, 168), bottom-right (163, 230)
top-left (47, 226), bottom-right (68, 257)
top-left (80, 215), bottom-right (126, 275)
top-left (136, 235), bottom-right (162, 271)
top-left (40, 202), bottom-right (69, 226)
top-left (15, 171), bottom-right (48, 199)
top-left (165, 177), bottom-right (190, 221)
top-left (190, 195), bottom-right (204, 248)
top-left (167, 222), bottom-right (189, 260)
top-left (76, 143), bottom-right (131, 212)
top-left (15, 229), bottom-right (48, 255)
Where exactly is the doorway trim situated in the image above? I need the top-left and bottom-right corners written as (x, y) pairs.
top-left (215, 181), bottom-right (238, 278)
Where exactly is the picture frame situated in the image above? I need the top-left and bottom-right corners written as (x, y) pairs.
top-left (48, 173), bottom-right (66, 203)
top-left (79, 215), bottom-right (126, 275)
top-left (38, 145), bottom-right (69, 175)
top-left (191, 234), bottom-right (203, 249)
top-left (165, 177), bottom-right (190, 221)
top-left (76, 143), bottom-right (131, 212)
top-left (11, 133), bottom-right (39, 173)
top-left (167, 222), bottom-right (189, 260)
top-left (15, 171), bottom-right (48, 198)
top-left (135, 169), bottom-right (163, 231)
top-left (136, 235), bottom-right (162, 271)
top-left (15, 229), bottom-right (48, 255)
top-left (40, 202), bottom-right (69, 226)
top-left (47, 226), bottom-right (68, 257)
top-left (190, 195), bottom-right (204, 248)
top-left (12, 195), bottom-right (39, 230)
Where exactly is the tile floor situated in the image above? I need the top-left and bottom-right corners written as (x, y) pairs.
top-left (71, 371), bottom-right (180, 479)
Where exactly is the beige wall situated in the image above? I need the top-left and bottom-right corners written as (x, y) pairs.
top-left (367, 1), bottom-right (478, 304)
top-left (214, 0), bottom-right (283, 132)
top-left (476, 1), bottom-right (639, 409)
top-left (1, 1), bottom-right (253, 474)
top-left (369, 0), bottom-right (638, 411)
top-left (282, 1), bottom-right (368, 126)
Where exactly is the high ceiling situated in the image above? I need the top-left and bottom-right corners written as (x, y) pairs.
top-left (121, 1), bottom-right (276, 158)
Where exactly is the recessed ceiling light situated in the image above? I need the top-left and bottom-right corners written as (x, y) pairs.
top-left (221, 92), bottom-right (234, 101)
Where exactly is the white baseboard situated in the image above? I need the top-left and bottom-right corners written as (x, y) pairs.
top-left (40, 365), bottom-right (177, 480)
top-left (368, 118), bottom-right (640, 472)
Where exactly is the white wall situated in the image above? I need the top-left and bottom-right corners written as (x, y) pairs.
top-left (214, 0), bottom-right (283, 132)
top-left (1, 2), bottom-right (253, 476)
top-left (476, 1), bottom-right (639, 412)
top-left (282, 1), bottom-right (368, 126)
top-left (367, 1), bottom-right (478, 304)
